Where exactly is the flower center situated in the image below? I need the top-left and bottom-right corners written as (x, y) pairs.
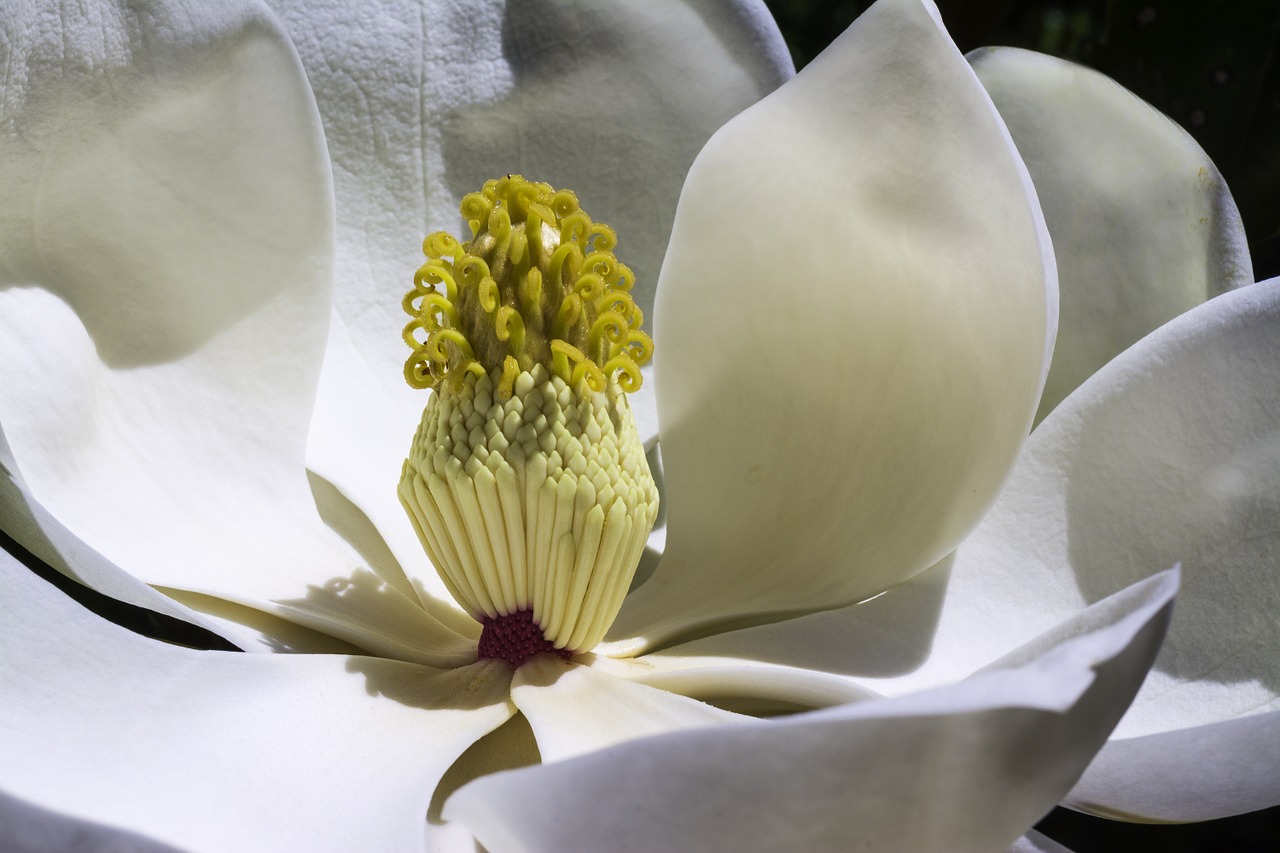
top-left (398, 176), bottom-right (659, 667)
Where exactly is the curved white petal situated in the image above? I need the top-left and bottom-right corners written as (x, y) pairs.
top-left (676, 280), bottom-right (1280, 817)
top-left (266, 0), bottom-right (793, 434)
top-left (611, 0), bottom-right (1055, 649)
top-left (1068, 710), bottom-right (1280, 822)
top-left (0, 549), bottom-right (514, 853)
top-left (969, 48), bottom-right (1252, 422)
top-left (0, 0), bottom-right (473, 662)
top-left (0, 450), bottom-right (249, 643)
top-left (685, 279), bottom-right (1277, 697)
top-left (511, 656), bottom-right (747, 763)
top-left (446, 570), bottom-right (1175, 853)
top-left (591, 651), bottom-right (881, 714)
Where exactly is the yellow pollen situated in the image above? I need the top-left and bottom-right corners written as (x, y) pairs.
top-left (402, 174), bottom-right (651, 396)
top-left (398, 177), bottom-right (659, 656)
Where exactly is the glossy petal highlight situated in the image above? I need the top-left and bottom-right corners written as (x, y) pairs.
top-left (613, 0), bottom-right (1055, 649)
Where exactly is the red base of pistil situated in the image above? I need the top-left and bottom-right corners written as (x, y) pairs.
top-left (477, 609), bottom-right (572, 668)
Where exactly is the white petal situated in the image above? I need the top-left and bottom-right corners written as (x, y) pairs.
top-left (688, 280), bottom-right (1280, 817)
top-left (1008, 830), bottom-right (1075, 853)
top-left (0, 789), bottom-right (185, 853)
top-left (266, 0), bottom-right (793, 427)
top-left (590, 651), bottom-right (880, 714)
top-left (1, 449), bottom-right (247, 643)
top-left (0, 0), bottom-right (471, 662)
top-left (510, 655), bottom-right (747, 763)
top-left (1068, 710), bottom-right (1280, 821)
top-left (446, 570), bottom-right (1176, 853)
top-left (0, 548), bottom-right (514, 853)
top-left (612, 0), bottom-right (1055, 649)
top-left (697, 279), bottom-right (1277, 687)
top-left (970, 48), bottom-right (1252, 422)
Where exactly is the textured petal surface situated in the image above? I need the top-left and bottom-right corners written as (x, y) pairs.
top-left (970, 47), bottom-right (1252, 422)
top-left (446, 571), bottom-right (1175, 853)
top-left (267, 0), bottom-right (793, 435)
top-left (0, 551), bottom-right (514, 853)
top-left (0, 0), bottom-right (472, 662)
top-left (672, 280), bottom-right (1280, 818)
top-left (611, 0), bottom-right (1054, 649)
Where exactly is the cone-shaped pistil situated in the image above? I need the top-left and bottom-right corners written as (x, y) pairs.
top-left (398, 176), bottom-right (658, 666)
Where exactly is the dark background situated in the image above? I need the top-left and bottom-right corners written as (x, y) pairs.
top-left (762, 1), bottom-right (1280, 850)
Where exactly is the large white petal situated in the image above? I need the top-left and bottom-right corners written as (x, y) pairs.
top-left (970, 47), bottom-right (1252, 422)
top-left (510, 655), bottom-right (747, 763)
top-left (670, 280), bottom-right (1280, 818)
top-left (611, 0), bottom-right (1055, 649)
top-left (445, 571), bottom-right (1175, 853)
top-left (267, 0), bottom-right (793, 445)
top-left (0, 550), bottom-right (513, 853)
top-left (0, 0), bottom-right (473, 662)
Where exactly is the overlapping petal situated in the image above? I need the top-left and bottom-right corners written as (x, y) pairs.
top-left (610, 0), bottom-right (1055, 650)
top-left (0, 0), bottom-right (479, 663)
top-left (969, 47), bottom-right (1252, 423)
top-left (446, 570), bottom-right (1176, 853)
top-left (663, 279), bottom-right (1280, 818)
top-left (0, 546), bottom-right (514, 853)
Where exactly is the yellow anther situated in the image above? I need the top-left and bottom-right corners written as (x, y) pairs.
top-left (401, 174), bottom-right (651, 395)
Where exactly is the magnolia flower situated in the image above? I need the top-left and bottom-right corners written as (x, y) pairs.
top-left (0, 1), bottom-right (1276, 852)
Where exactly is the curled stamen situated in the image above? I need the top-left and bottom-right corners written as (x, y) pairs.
top-left (428, 329), bottom-right (475, 364)
top-left (554, 294), bottom-right (582, 338)
top-left (488, 206), bottom-right (512, 242)
top-left (548, 243), bottom-right (583, 290)
top-left (423, 232), bottom-right (464, 260)
top-left (460, 193), bottom-right (493, 237)
top-left (604, 353), bottom-right (643, 393)
top-left (458, 257), bottom-right (492, 290)
top-left (618, 330), bottom-right (654, 366)
top-left (560, 210), bottom-right (591, 246)
top-left (402, 318), bottom-right (429, 351)
top-left (587, 223), bottom-right (616, 251)
top-left (549, 189), bottom-right (579, 218)
top-left (588, 311), bottom-right (628, 361)
top-left (495, 306), bottom-right (525, 356)
top-left (574, 273), bottom-right (606, 302)
top-left (582, 252), bottom-right (616, 280)
top-left (416, 261), bottom-right (458, 302)
top-left (418, 292), bottom-right (459, 329)
top-left (401, 174), bottom-right (651, 395)
top-left (478, 277), bottom-right (500, 313)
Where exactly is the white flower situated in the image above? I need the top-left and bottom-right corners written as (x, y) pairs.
top-left (0, 1), bottom-right (1275, 851)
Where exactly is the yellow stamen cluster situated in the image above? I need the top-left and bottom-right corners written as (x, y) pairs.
top-left (403, 174), bottom-right (652, 398)
top-left (398, 177), bottom-right (658, 657)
